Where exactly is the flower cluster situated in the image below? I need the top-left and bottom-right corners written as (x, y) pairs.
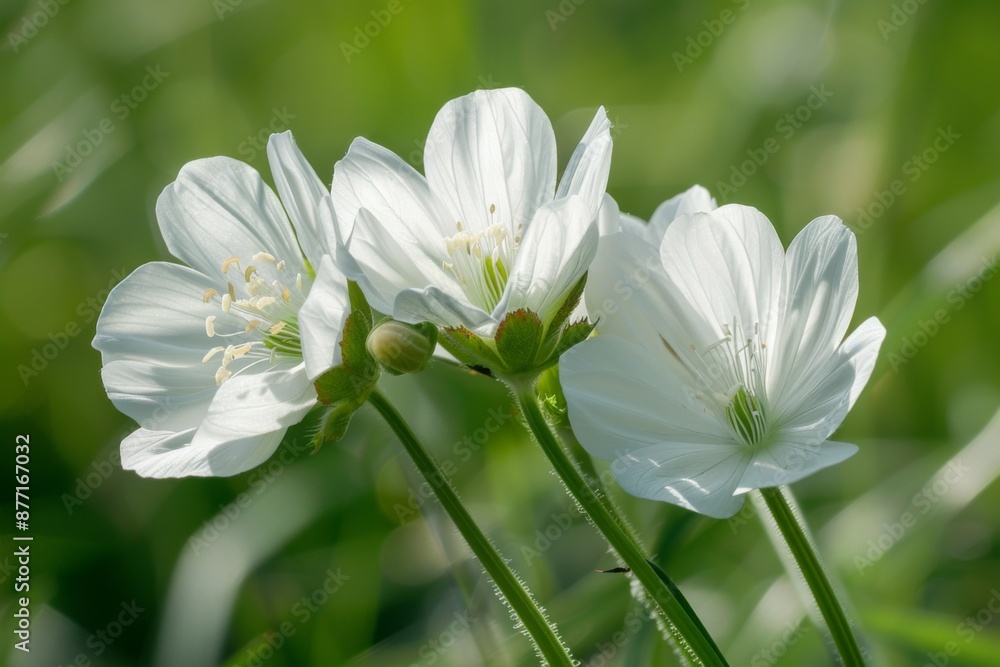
top-left (95, 87), bottom-right (883, 518)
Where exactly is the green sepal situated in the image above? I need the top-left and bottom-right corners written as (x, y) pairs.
top-left (311, 283), bottom-right (381, 446)
top-left (347, 280), bottom-right (372, 323)
top-left (495, 308), bottom-right (544, 373)
top-left (313, 363), bottom-right (373, 405)
top-left (548, 318), bottom-right (597, 363)
top-left (438, 325), bottom-right (506, 370)
top-left (536, 273), bottom-right (587, 363)
top-left (546, 272), bottom-right (588, 341)
top-left (311, 398), bottom-right (363, 449)
top-left (315, 307), bottom-right (380, 402)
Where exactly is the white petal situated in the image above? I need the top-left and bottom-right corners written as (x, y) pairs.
top-left (583, 233), bottom-right (719, 371)
top-left (648, 185), bottom-right (717, 231)
top-left (331, 137), bottom-right (456, 246)
top-left (156, 157), bottom-right (305, 279)
top-left (424, 88), bottom-right (556, 236)
top-left (393, 285), bottom-right (496, 336)
top-left (191, 364), bottom-right (315, 452)
top-left (101, 360), bottom-right (215, 433)
top-left (266, 131), bottom-right (331, 266)
top-left (318, 193), bottom-right (362, 280)
top-left (559, 335), bottom-right (753, 518)
top-left (94, 262), bottom-right (246, 429)
top-left (736, 440), bottom-right (858, 492)
top-left (619, 212), bottom-right (650, 238)
top-left (120, 426), bottom-right (285, 478)
top-left (560, 334), bottom-right (728, 462)
top-left (497, 195), bottom-right (598, 326)
top-left (841, 316), bottom-right (886, 409)
top-left (774, 316), bottom-right (886, 439)
top-left (347, 207), bottom-right (461, 314)
top-left (659, 205), bottom-right (785, 347)
top-left (584, 232), bottom-right (668, 345)
top-left (611, 442), bottom-right (751, 519)
top-left (94, 262), bottom-right (244, 365)
top-left (596, 193), bottom-right (624, 236)
top-left (645, 185), bottom-right (717, 246)
top-left (569, 195), bottom-right (623, 321)
top-left (769, 216), bottom-right (859, 404)
top-left (299, 255), bottom-right (351, 380)
top-left (555, 106), bottom-right (613, 216)
top-left (298, 256), bottom-right (351, 380)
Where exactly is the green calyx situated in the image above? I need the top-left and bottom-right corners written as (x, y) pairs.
top-left (437, 273), bottom-right (595, 380)
top-left (311, 281), bottom-right (381, 448)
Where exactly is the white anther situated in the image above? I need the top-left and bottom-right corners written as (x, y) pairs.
top-left (215, 367), bottom-right (232, 385)
top-left (232, 342), bottom-right (253, 357)
top-left (202, 346), bottom-right (225, 363)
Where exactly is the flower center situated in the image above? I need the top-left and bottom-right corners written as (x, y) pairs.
top-left (441, 205), bottom-right (521, 312)
top-left (200, 251), bottom-right (308, 385)
top-left (684, 318), bottom-right (771, 447)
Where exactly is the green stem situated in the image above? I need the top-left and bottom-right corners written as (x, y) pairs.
top-left (512, 384), bottom-right (729, 667)
top-left (368, 390), bottom-right (575, 667)
top-left (753, 486), bottom-right (866, 666)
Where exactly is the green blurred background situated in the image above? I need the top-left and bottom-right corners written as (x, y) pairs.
top-left (2, 0), bottom-right (1000, 665)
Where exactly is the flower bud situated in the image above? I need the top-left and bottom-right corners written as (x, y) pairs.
top-left (365, 320), bottom-right (437, 375)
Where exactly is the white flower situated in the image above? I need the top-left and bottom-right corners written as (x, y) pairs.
top-left (559, 204), bottom-right (885, 518)
top-left (617, 184), bottom-right (717, 243)
top-left (94, 132), bottom-right (349, 478)
top-left (330, 87), bottom-right (613, 338)
top-left (578, 185), bottom-right (718, 321)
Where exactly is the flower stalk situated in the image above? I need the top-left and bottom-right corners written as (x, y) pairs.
top-left (510, 382), bottom-right (729, 667)
top-left (368, 389), bottom-right (576, 667)
top-left (752, 486), bottom-right (866, 666)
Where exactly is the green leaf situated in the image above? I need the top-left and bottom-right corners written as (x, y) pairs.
top-left (495, 308), bottom-right (544, 372)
